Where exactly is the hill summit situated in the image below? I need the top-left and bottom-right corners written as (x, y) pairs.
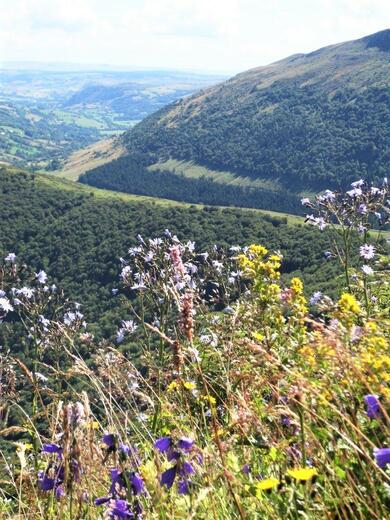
top-left (80, 29), bottom-right (390, 211)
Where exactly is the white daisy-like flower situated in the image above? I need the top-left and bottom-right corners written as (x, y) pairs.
top-left (0, 297), bottom-right (13, 313)
top-left (361, 265), bottom-right (374, 276)
top-left (4, 253), bottom-right (16, 263)
top-left (359, 244), bottom-right (375, 260)
top-left (35, 270), bottom-right (47, 284)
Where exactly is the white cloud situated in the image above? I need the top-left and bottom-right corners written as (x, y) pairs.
top-left (0, 0), bottom-right (389, 73)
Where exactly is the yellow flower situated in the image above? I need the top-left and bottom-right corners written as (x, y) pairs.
top-left (287, 467), bottom-right (318, 482)
top-left (167, 381), bottom-right (179, 391)
top-left (290, 277), bottom-right (304, 294)
top-left (183, 381), bottom-right (196, 391)
top-left (252, 332), bottom-right (264, 342)
top-left (203, 395), bottom-right (216, 405)
top-left (338, 293), bottom-right (361, 314)
top-left (256, 478), bottom-right (280, 494)
top-left (249, 244), bottom-right (268, 257)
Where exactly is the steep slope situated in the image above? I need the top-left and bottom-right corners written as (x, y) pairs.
top-left (1, 166), bottom-right (346, 347)
top-left (80, 29), bottom-right (390, 211)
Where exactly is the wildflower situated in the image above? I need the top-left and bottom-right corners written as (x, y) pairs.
top-left (256, 478), bottom-right (280, 493)
top-left (187, 347), bottom-right (201, 362)
top-left (361, 265), bottom-right (374, 276)
top-left (324, 251), bottom-right (333, 259)
top-left (17, 287), bottom-right (34, 299)
top-left (103, 433), bottom-right (117, 454)
top-left (161, 466), bottom-right (177, 489)
top-left (4, 253), bottom-right (16, 263)
top-left (178, 438), bottom-right (194, 452)
top-left (36, 270), bottom-right (48, 284)
top-left (338, 293), bottom-right (361, 315)
top-left (358, 203), bottom-right (367, 214)
top-left (116, 329), bottom-right (125, 344)
top-left (55, 486), bottom-right (66, 499)
top-left (0, 298), bottom-right (13, 313)
top-left (301, 197), bottom-right (311, 205)
top-left (347, 188), bottom-right (363, 198)
top-left (38, 471), bottom-right (56, 491)
top-left (154, 437), bottom-right (172, 453)
top-left (241, 464), bottom-right (250, 475)
top-left (120, 266), bottom-right (132, 279)
top-left (121, 320), bottom-right (137, 334)
top-left (106, 499), bottom-right (133, 519)
top-left (351, 179), bottom-right (365, 188)
top-left (286, 467), bottom-right (318, 482)
top-left (42, 443), bottom-right (62, 455)
top-left (373, 448), bottom-right (390, 468)
top-left (321, 190), bottom-right (336, 202)
top-left (360, 244), bottom-right (375, 260)
top-left (364, 395), bottom-right (380, 419)
top-left (310, 291), bottom-right (323, 306)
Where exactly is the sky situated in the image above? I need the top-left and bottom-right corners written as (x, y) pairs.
top-left (1, 0), bottom-right (390, 74)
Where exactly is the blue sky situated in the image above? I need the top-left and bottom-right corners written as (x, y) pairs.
top-left (1, 0), bottom-right (390, 74)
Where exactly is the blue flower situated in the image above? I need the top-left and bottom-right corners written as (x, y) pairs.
top-left (178, 479), bottom-right (190, 494)
top-left (95, 496), bottom-right (111, 506)
top-left (178, 437), bottom-right (194, 452)
top-left (103, 433), bottom-right (117, 451)
top-left (154, 437), bottom-right (172, 453)
top-left (108, 499), bottom-right (134, 519)
top-left (364, 395), bottom-right (380, 419)
top-left (374, 448), bottom-right (390, 468)
top-left (161, 466), bottom-right (177, 489)
top-left (42, 443), bottom-right (63, 455)
top-left (38, 471), bottom-right (55, 491)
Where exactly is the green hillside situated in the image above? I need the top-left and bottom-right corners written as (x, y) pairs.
top-left (80, 29), bottom-right (390, 212)
top-left (0, 166), bottom-right (348, 344)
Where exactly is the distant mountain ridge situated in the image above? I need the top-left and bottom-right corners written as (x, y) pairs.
top-left (80, 29), bottom-right (390, 211)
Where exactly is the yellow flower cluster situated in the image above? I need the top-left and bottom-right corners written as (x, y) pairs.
top-left (356, 322), bottom-right (390, 396)
top-left (337, 293), bottom-right (361, 316)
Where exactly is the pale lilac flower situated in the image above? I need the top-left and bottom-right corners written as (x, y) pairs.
top-left (36, 270), bottom-right (47, 284)
top-left (361, 265), bottom-right (374, 276)
top-left (358, 204), bottom-right (367, 215)
top-left (63, 312), bottom-right (76, 325)
top-left (310, 291), bottom-right (323, 306)
top-left (17, 287), bottom-right (34, 299)
top-left (144, 251), bottom-right (154, 262)
top-left (116, 329), bottom-right (125, 344)
top-left (121, 320), bottom-right (137, 334)
top-left (188, 347), bottom-right (201, 363)
top-left (0, 298), bottom-right (13, 313)
top-left (351, 179), bottom-right (365, 188)
top-left (358, 224), bottom-right (366, 235)
top-left (347, 188), bottom-right (362, 198)
top-left (319, 190), bottom-right (335, 202)
top-left (120, 266), bottom-right (132, 279)
top-left (371, 187), bottom-right (380, 195)
top-left (359, 244), bottom-right (375, 260)
top-left (0, 290), bottom-right (5, 298)
top-left (39, 315), bottom-right (50, 328)
top-left (301, 197), bottom-right (311, 205)
top-left (229, 246), bottom-right (241, 252)
top-left (4, 253), bottom-right (16, 263)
